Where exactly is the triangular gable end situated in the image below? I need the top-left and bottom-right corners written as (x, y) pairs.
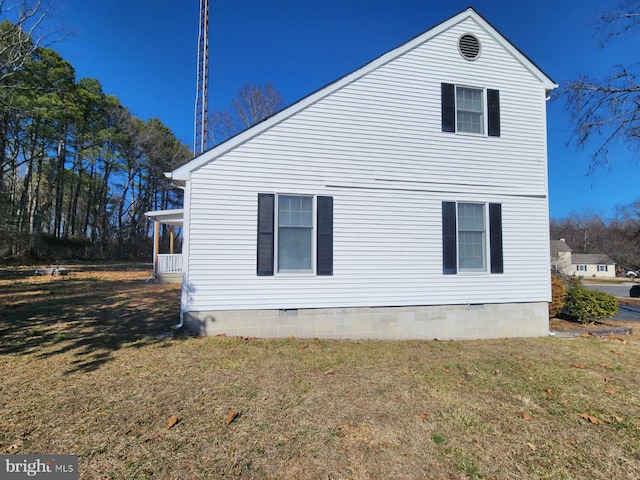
top-left (168, 7), bottom-right (557, 182)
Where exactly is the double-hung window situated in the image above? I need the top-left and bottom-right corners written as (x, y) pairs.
top-left (457, 203), bottom-right (486, 271)
top-left (597, 265), bottom-right (608, 272)
top-left (277, 195), bottom-right (313, 273)
top-left (442, 201), bottom-right (503, 275)
top-left (456, 87), bottom-right (484, 134)
top-left (257, 193), bottom-right (333, 276)
top-left (441, 83), bottom-right (500, 137)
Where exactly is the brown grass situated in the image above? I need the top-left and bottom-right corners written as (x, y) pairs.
top-left (1, 264), bottom-right (639, 479)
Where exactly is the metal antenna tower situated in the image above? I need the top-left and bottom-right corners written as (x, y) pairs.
top-left (194, 0), bottom-right (209, 155)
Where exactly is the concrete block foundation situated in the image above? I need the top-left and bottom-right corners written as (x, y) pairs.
top-left (184, 302), bottom-right (549, 340)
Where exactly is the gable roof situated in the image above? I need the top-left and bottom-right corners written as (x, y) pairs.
top-left (571, 254), bottom-right (615, 265)
top-left (551, 239), bottom-right (572, 254)
top-left (169, 7), bottom-right (558, 182)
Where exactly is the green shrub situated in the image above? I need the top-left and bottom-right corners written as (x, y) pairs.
top-left (563, 287), bottom-right (619, 323)
top-left (549, 275), bottom-right (567, 318)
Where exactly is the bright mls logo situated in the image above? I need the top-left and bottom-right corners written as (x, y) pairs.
top-left (1, 455), bottom-right (78, 479)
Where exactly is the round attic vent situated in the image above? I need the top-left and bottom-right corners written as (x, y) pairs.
top-left (458, 34), bottom-right (480, 60)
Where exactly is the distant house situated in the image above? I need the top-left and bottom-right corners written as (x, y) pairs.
top-left (150, 8), bottom-right (557, 340)
top-left (551, 239), bottom-right (615, 278)
top-left (571, 254), bottom-right (616, 278)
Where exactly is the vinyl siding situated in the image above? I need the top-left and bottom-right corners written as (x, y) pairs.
top-left (182, 16), bottom-right (552, 312)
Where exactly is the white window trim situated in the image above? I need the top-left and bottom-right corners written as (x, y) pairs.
top-left (455, 85), bottom-right (486, 136)
top-left (457, 202), bottom-right (489, 274)
top-left (274, 194), bottom-right (316, 275)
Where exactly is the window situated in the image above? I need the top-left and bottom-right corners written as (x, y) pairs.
top-left (456, 87), bottom-right (484, 134)
top-left (442, 202), bottom-right (503, 275)
top-left (458, 203), bottom-right (486, 270)
top-left (441, 83), bottom-right (500, 137)
top-left (576, 265), bottom-right (587, 272)
top-left (597, 265), bottom-right (608, 272)
top-left (257, 194), bottom-right (333, 276)
top-left (277, 195), bottom-right (313, 272)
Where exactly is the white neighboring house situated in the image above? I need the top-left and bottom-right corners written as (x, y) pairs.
top-left (571, 254), bottom-right (616, 278)
top-left (152, 8), bottom-right (558, 340)
top-left (550, 239), bottom-right (616, 278)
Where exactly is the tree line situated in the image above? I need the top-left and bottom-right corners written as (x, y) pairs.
top-left (0, 8), bottom-right (191, 261)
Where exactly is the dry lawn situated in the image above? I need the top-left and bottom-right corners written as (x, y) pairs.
top-left (1, 264), bottom-right (639, 479)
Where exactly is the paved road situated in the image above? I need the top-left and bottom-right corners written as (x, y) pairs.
top-left (614, 304), bottom-right (640, 321)
top-left (583, 283), bottom-right (635, 297)
top-left (584, 284), bottom-right (640, 321)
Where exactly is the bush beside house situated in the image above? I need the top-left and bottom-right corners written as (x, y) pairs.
top-left (563, 287), bottom-right (618, 323)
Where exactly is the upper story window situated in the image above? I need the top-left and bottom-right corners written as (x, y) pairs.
top-left (456, 86), bottom-right (484, 134)
top-left (441, 83), bottom-right (500, 137)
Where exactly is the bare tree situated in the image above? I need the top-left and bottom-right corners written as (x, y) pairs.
top-left (563, 1), bottom-right (640, 170)
top-left (209, 83), bottom-right (284, 145)
top-left (0, 0), bottom-right (58, 93)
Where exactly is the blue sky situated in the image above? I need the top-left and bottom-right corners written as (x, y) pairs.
top-left (45, 0), bottom-right (639, 219)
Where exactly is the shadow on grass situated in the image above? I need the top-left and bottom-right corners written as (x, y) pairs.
top-left (0, 265), bottom-right (181, 374)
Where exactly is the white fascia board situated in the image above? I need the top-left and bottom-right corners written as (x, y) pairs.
top-left (168, 8), bottom-right (557, 180)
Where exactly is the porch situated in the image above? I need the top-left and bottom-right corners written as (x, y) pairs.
top-left (144, 208), bottom-right (184, 283)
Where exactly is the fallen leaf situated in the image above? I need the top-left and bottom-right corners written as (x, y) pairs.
top-left (604, 388), bottom-right (616, 396)
top-left (527, 443), bottom-right (537, 451)
top-left (611, 350), bottom-right (623, 356)
top-left (521, 413), bottom-right (533, 421)
top-left (418, 413), bottom-right (429, 421)
top-left (298, 344), bottom-right (308, 350)
top-left (545, 389), bottom-right (552, 396)
top-left (608, 335), bottom-right (626, 344)
top-left (572, 363), bottom-right (585, 369)
top-left (579, 413), bottom-right (604, 425)
top-left (325, 369), bottom-right (334, 375)
top-left (226, 409), bottom-right (240, 426)
top-left (601, 364), bottom-right (612, 370)
top-left (165, 415), bottom-right (181, 430)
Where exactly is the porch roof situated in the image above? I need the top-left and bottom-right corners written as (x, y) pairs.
top-left (144, 209), bottom-right (184, 227)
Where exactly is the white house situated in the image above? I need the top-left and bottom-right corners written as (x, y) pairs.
top-left (550, 239), bottom-right (616, 278)
top-left (571, 254), bottom-right (616, 278)
top-left (161, 8), bottom-right (557, 340)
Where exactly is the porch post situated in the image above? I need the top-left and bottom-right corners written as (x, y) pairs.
top-left (169, 225), bottom-right (175, 254)
top-left (153, 219), bottom-right (159, 275)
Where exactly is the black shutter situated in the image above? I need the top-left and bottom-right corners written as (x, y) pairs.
top-left (441, 83), bottom-right (456, 133)
top-left (442, 201), bottom-right (457, 275)
top-left (489, 203), bottom-right (503, 274)
top-left (487, 89), bottom-right (500, 137)
top-left (256, 193), bottom-right (275, 276)
top-left (316, 196), bottom-right (333, 276)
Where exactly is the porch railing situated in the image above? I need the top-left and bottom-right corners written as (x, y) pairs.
top-left (157, 254), bottom-right (183, 274)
